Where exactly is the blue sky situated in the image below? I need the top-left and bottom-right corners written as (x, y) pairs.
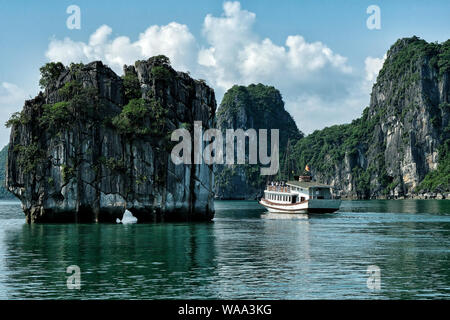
top-left (0, 0), bottom-right (449, 148)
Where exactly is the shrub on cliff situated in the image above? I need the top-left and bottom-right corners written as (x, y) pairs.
top-left (417, 127), bottom-right (450, 192)
top-left (112, 98), bottom-right (150, 135)
top-left (5, 111), bottom-right (30, 128)
top-left (39, 80), bottom-right (96, 133)
top-left (13, 143), bottom-right (45, 175)
top-left (122, 71), bottom-right (141, 103)
top-left (151, 66), bottom-right (172, 82)
top-left (0, 145), bottom-right (14, 199)
top-left (40, 102), bottom-right (72, 129)
top-left (112, 97), bottom-right (167, 136)
top-left (39, 62), bottom-right (65, 89)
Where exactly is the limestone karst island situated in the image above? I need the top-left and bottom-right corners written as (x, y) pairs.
top-left (2, 37), bottom-right (449, 223)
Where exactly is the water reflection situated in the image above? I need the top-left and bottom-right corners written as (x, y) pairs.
top-left (357, 213), bottom-right (450, 299)
top-left (340, 199), bottom-right (450, 215)
top-left (0, 200), bottom-right (450, 299)
top-left (3, 222), bottom-right (218, 299)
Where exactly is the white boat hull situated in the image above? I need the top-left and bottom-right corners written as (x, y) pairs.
top-left (259, 198), bottom-right (341, 214)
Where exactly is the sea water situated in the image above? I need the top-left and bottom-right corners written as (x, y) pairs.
top-left (0, 199), bottom-right (449, 299)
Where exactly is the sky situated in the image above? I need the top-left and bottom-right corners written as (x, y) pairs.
top-left (0, 0), bottom-right (449, 148)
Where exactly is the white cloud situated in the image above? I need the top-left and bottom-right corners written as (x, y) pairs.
top-left (46, 23), bottom-right (196, 74)
top-left (197, 2), bottom-right (353, 100)
top-left (359, 53), bottom-right (386, 100)
top-left (42, 1), bottom-right (376, 135)
top-left (365, 54), bottom-right (386, 82)
top-left (0, 82), bottom-right (28, 147)
top-left (196, 2), bottom-right (362, 132)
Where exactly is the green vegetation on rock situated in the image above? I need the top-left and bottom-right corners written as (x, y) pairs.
top-left (13, 143), bottom-right (45, 175)
top-left (61, 164), bottom-right (75, 183)
top-left (0, 145), bottom-right (14, 199)
top-left (417, 126), bottom-right (450, 192)
top-left (39, 62), bottom-right (65, 89)
top-left (151, 66), bottom-right (172, 82)
top-left (5, 111), bottom-right (30, 128)
top-left (215, 83), bottom-right (302, 199)
top-left (122, 70), bottom-right (141, 103)
top-left (112, 97), bottom-right (168, 136)
top-left (289, 36), bottom-right (450, 198)
top-left (40, 80), bottom-right (97, 133)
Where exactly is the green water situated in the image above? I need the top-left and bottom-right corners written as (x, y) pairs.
top-left (0, 199), bottom-right (449, 299)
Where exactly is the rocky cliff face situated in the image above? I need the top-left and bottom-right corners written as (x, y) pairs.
top-left (215, 84), bottom-right (302, 199)
top-left (0, 145), bottom-right (13, 199)
top-left (291, 37), bottom-right (450, 199)
top-left (6, 56), bottom-right (216, 222)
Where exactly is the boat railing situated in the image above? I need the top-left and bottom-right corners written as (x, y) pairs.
top-left (266, 186), bottom-right (290, 193)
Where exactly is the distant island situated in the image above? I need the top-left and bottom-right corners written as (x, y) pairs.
top-left (214, 83), bottom-right (303, 200)
top-left (1, 36), bottom-right (449, 223)
top-left (216, 36), bottom-right (449, 200)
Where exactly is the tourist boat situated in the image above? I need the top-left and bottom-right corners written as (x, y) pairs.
top-left (259, 174), bottom-right (341, 214)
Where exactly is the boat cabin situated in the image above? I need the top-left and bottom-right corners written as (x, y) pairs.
top-left (264, 176), bottom-right (334, 204)
top-left (286, 181), bottom-right (333, 201)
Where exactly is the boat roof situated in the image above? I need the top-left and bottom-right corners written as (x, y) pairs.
top-left (286, 180), bottom-right (333, 188)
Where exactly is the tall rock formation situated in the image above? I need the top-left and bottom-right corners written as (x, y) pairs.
top-left (6, 56), bottom-right (216, 222)
top-left (0, 145), bottom-right (13, 199)
top-left (291, 37), bottom-right (450, 198)
top-left (215, 84), bottom-right (302, 199)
